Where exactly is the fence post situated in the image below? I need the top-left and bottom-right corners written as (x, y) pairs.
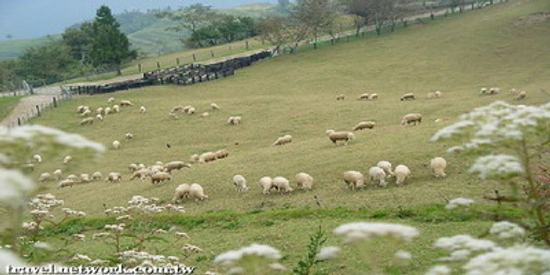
top-left (192, 54), bottom-right (197, 62)
top-left (18, 117), bottom-right (21, 126)
top-left (211, 50), bottom-right (215, 58)
top-left (245, 41), bottom-right (249, 50)
top-left (138, 64), bottom-right (142, 73)
top-left (229, 45), bottom-right (232, 51)
top-left (176, 58), bottom-right (180, 66)
top-left (36, 105), bottom-right (41, 117)
top-left (313, 42), bottom-right (317, 50)
top-left (431, 10), bottom-right (434, 20)
top-left (156, 61), bottom-right (160, 69)
top-left (53, 97), bottom-right (57, 108)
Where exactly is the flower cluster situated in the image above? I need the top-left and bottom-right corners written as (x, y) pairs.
top-left (214, 243), bottom-right (283, 271)
top-left (468, 154), bottom-right (525, 180)
top-left (445, 198), bottom-right (475, 210)
top-left (333, 222), bottom-right (419, 244)
top-left (434, 235), bottom-right (497, 262)
top-left (0, 168), bottom-right (35, 207)
top-left (489, 221), bottom-right (526, 240)
top-left (462, 245), bottom-right (550, 275)
top-left (104, 196), bottom-right (185, 215)
top-left (118, 250), bottom-right (184, 268)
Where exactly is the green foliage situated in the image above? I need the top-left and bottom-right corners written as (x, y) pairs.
top-left (0, 95), bottom-right (23, 120)
top-left (293, 225), bottom-right (327, 275)
top-left (16, 40), bottom-right (77, 85)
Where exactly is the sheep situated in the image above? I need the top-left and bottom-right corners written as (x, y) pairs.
top-left (172, 105), bottom-right (185, 113)
top-left (77, 105), bottom-right (86, 113)
top-left (377, 161), bottom-right (394, 178)
top-left (394, 164), bottom-right (411, 185)
top-left (22, 163), bottom-right (34, 172)
top-left (434, 91), bottom-right (442, 98)
top-left (273, 177), bottom-right (293, 193)
top-left (259, 176), bottom-right (274, 195)
top-left (189, 183), bottom-right (208, 200)
top-left (427, 92), bottom-right (436, 99)
top-left (169, 112), bottom-right (179, 120)
top-left (190, 154), bottom-right (200, 163)
top-left (63, 156), bottom-right (73, 164)
top-left (369, 167), bottom-right (388, 187)
top-left (325, 130), bottom-right (355, 145)
top-left (164, 161), bottom-right (191, 173)
top-left (336, 94), bottom-right (345, 100)
top-left (295, 172), bottom-right (314, 191)
top-left (120, 100), bottom-right (134, 107)
top-left (480, 88), bottom-right (488, 95)
top-left (357, 93), bottom-right (370, 100)
top-left (80, 109), bottom-right (92, 117)
top-left (352, 121), bottom-right (375, 131)
top-left (58, 179), bottom-right (75, 188)
top-left (130, 169), bottom-right (152, 181)
top-left (91, 171), bottom-right (103, 181)
top-left (108, 97), bottom-right (115, 103)
top-left (215, 149), bottom-right (229, 159)
top-left (112, 140), bottom-right (121, 150)
top-left (515, 91), bottom-right (527, 100)
top-left (104, 107), bottom-right (112, 116)
top-left (488, 87), bottom-right (500, 95)
top-left (128, 163), bottom-right (140, 172)
top-left (79, 117), bottom-right (94, 125)
top-left (273, 135), bottom-right (293, 146)
top-left (105, 172), bottom-right (122, 183)
top-left (95, 114), bottom-right (103, 121)
top-left (53, 169), bottom-right (63, 180)
top-left (182, 105), bottom-right (193, 113)
top-left (368, 93), bottom-right (378, 100)
top-left (187, 107), bottom-right (196, 115)
top-left (172, 184), bottom-right (191, 203)
top-left (232, 175), bottom-right (249, 192)
top-left (67, 174), bottom-right (79, 182)
top-left (139, 106), bottom-right (146, 113)
top-left (80, 174), bottom-right (91, 183)
top-left (33, 154), bottom-right (42, 163)
top-left (401, 113), bottom-right (422, 126)
top-left (151, 172), bottom-right (172, 184)
top-left (400, 93), bottom-right (416, 101)
top-left (211, 103), bottom-right (220, 110)
top-left (38, 172), bottom-right (52, 182)
top-left (150, 164), bottom-right (165, 174)
top-left (200, 112), bottom-right (210, 118)
top-left (509, 88), bottom-right (519, 95)
top-left (343, 171), bottom-right (365, 190)
top-left (430, 157), bottom-right (447, 178)
top-left (227, 116), bottom-right (242, 125)
top-left (112, 105), bottom-right (120, 113)
top-left (125, 133), bottom-right (133, 141)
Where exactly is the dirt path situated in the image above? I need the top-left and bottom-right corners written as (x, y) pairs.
top-left (0, 86), bottom-right (62, 127)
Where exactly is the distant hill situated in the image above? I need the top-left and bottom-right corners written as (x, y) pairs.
top-left (0, 3), bottom-right (278, 60)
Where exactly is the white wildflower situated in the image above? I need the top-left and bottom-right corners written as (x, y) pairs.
top-left (0, 168), bottom-right (35, 206)
top-left (463, 245), bottom-right (550, 275)
top-left (214, 243), bottom-right (282, 266)
top-left (269, 263), bottom-right (287, 271)
top-left (490, 221), bottom-right (526, 240)
top-left (333, 222), bottom-right (419, 243)
top-left (72, 234), bottom-right (86, 241)
top-left (316, 246), bottom-right (341, 260)
top-left (424, 265), bottom-right (452, 275)
top-left (469, 154), bottom-right (524, 180)
top-left (445, 198), bottom-right (475, 210)
top-left (395, 250), bottom-right (412, 260)
top-left (175, 231), bottom-right (190, 238)
top-left (435, 235), bottom-right (497, 262)
top-left (33, 242), bottom-right (51, 250)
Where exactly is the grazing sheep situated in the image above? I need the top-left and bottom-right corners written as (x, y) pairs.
top-left (182, 105), bottom-right (193, 113)
top-left (352, 121), bottom-right (375, 131)
top-left (139, 106), bottom-right (146, 113)
top-left (104, 107), bottom-right (112, 116)
top-left (189, 154), bottom-right (200, 163)
top-left (401, 113), bottom-right (422, 126)
top-left (79, 117), bottom-right (94, 125)
top-left (38, 172), bottom-right (52, 182)
top-left (400, 93), bottom-right (416, 101)
top-left (95, 114), bottom-right (103, 121)
top-left (227, 116), bottom-right (242, 125)
top-left (488, 87), bottom-right (500, 95)
top-left (515, 91), bottom-right (527, 100)
top-left (22, 163), bottom-right (34, 172)
top-left (169, 112), bottom-right (179, 120)
top-left (77, 105), bottom-right (86, 113)
top-left (53, 169), bottom-right (63, 180)
top-left (295, 172), bottom-right (314, 191)
top-left (435, 118), bottom-right (444, 123)
top-left (33, 154), bottom-right (42, 163)
top-left (105, 172), bottom-right (122, 183)
top-left (377, 161), bottom-right (394, 178)
top-left (80, 174), bottom-right (91, 183)
top-left (480, 88), bottom-right (488, 95)
top-left (91, 171), bottom-right (103, 181)
top-left (112, 140), bottom-right (121, 150)
top-left (172, 184), bottom-right (191, 203)
top-left (112, 105), bottom-right (120, 113)
top-left (172, 105), bottom-right (185, 113)
top-left (343, 171), bottom-right (365, 190)
top-left (368, 93), bottom-right (378, 100)
top-left (273, 177), bottom-right (293, 193)
top-left (96, 107), bottom-right (104, 115)
top-left (187, 107), bottom-right (196, 115)
top-left (130, 169), bottom-right (151, 181)
top-left (189, 183), bottom-right (208, 200)
top-left (325, 130), bottom-right (355, 145)
top-left (67, 174), bottom-right (79, 182)
top-left (336, 94), bottom-right (345, 100)
top-left (80, 109), bottom-right (92, 117)
top-left (200, 112), bottom-right (210, 118)
top-left (232, 175), bottom-right (249, 192)
top-left (427, 92), bottom-right (436, 99)
top-left (128, 163), bottom-right (140, 172)
top-left (63, 156), bottom-right (72, 164)
top-left (509, 88), bottom-right (519, 95)
top-left (125, 133), bottom-right (133, 141)
top-left (369, 167), bottom-right (388, 187)
top-left (259, 176), bottom-right (274, 195)
top-left (215, 149), bottom-right (229, 159)
top-left (151, 172), bottom-right (172, 184)
top-left (394, 164), bottom-right (411, 185)
top-left (211, 103), bottom-right (220, 110)
top-left (120, 100), bottom-right (134, 107)
top-left (58, 179), bottom-right (75, 188)
top-left (434, 91), bottom-right (442, 98)
top-left (273, 135), bottom-right (293, 146)
top-left (108, 97), bottom-right (115, 103)
top-left (357, 93), bottom-right (370, 100)
top-left (164, 161), bottom-right (191, 173)
top-left (430, 157), bottom-right (447, 178)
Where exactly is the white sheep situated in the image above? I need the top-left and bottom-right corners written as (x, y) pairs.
top-left (200, 112), bottom-right (210, 118)
top-left (112, 140), bottom-right (121, 150)
top-left (227, 116), bottom-right (242, 125)
top-left (427, 92), bottom-right (436, 99)
top-left (125, 133), bottom-right (133, 141)
top-left (273, 135), bottom-right (293, 146)
top-left (80, 109), bottom-right (92, 117)
top-left (430, 157), bottom-right (447, 178)
top-left (295, 172), bottom-right (314, 191)
top-left (259, 176), bottom-right (274, 195)
top-left (96, 107), bottom-right (104, 115)
top-left (63, 156), bottom-right (73, 164)
top-left (91, 171), bottom-right (103, 181)
top-left (104, 107), bottom-right (112, 116)
top-left (108, 97), bottom-right (115, 103)
top-left (189, 183), bottom-right (208, 200)
top-left (172, 105), bottom-right (185, 113)
top-left (151, 172), bottom-right (172, 184)
top-left (394, 164), bottom-right (411, 185)
top-left (77, 105), bottom-right (86, 113)
top-left (377, 161), bottom-right (394, 178)
top-left (187, 107), bottom-right (196, 115)
top-left (190, 154), bottom-right (200, 163)
top-left (33, 154), bottom-right (42, 163)
top-left (172, 184), bottom-right (191, 203)
top-left (169, 112), bottom-right (179, 120)
top-left (401, 113), bottom-right (422, 126)
top-left (369, 167), bottom-right (387, 187)
top-left (38, 172), bottom-right (51, 182)
top-left (130, 168), bottom-right (151, 181)
top-left (79, 117), bottom-right (94, 125)
top-left (120, 100), bottom-right (134, 107)
top-left (336, 94), bottom-right (345, 100)
top-left (139, 106), bottom-right (146, 113)
top-left (326, 130), bottom-right (355, 145)
top-left (164, 161), bottom-right (191, 173)
top-left (352, 121), bottom-right (375, 131)
top-left (368, 93), bottom-right (378, 100)
top-left (105, 172), bottom-right (122, 183)
top-left (357, 93), bottom-right (370, 100)
top-left (95, 114), bottom-right (103, 121)
top-left (215, 149), bottom-right (229, 159)
top-left (67, 174), bottom-right (79, 182)
top-left (210, 103), bottom-right (220, 110)
top-left (112, 105), bottom-right (120, 113)
top-left (182, 105), bottom-right (193, 113)
top-left (343, 171), bottom-right (365, 190)
top-left (488, 87), bottom-right (500, 95)
top-left (400, 93), bottom-right (416, 101)
top-left (80, 174), bottom-right (91, 183)
top-left (58, 179), bottom-right (75, 188)
top-left (273, 176), bottom-right (293, 193)
top-left (515, 91), bottom-right (527, 100)
top-left (53, 169), bottom-right (63, 180)
top-left (434, 91), bottom-right (442, 98)
top-left (232, 175), bottom-right (249, 192)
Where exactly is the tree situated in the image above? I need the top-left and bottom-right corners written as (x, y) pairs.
top-left (62, 22), bottom-right (94, 64)
top-left (341, 0), bottom-right (374, 36)
top-left (89, 5), bottom-right (137, 75)
top-left (290, 0), bottom-right (338, 43)
top-left (255, 16), bottom-right (308, 54)
top-left (16, 40), bottom-right (77, 85)
top-left (157, 4), bottom-right (218, 48)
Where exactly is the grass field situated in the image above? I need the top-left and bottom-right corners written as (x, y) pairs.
top-left (0, 95), bottom-right (24, 121)
top-left (22, 0), bottom-right (550, 273)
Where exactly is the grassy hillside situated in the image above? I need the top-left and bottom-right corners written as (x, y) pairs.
top-left (0, 95), bottom-right (24, 120)
top-left (0, 35), bottom-right (60, 60)
top-left (25, 0), bottom-right (550, 273)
